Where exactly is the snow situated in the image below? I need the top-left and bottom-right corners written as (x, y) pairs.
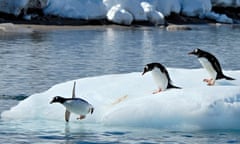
top-left (2, 68), bottom-right (240, 130)
top-left (211, 0), bottom-right (240, 7)
top-left (181, 0), bottom-right (212, 17)
top-left (0, 0), bottom-right (238, 25)
top-left (204, 12), bottom-right (233, 24)
top-left (106, 4), bottom-right (133, 25)
top-left (141, 2), bottom-right (165, 25)
top-left (155, 0), bottom-right (181, 16)
top-left (44, 0), bottom-right (106, 20)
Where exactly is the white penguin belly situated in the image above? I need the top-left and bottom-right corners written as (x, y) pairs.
top-left (198, 58), bottom-right (217, 79)
top-left (151, 68), bottom-right (168, 90)
top-left (63, 100), bottom-right (91, 115)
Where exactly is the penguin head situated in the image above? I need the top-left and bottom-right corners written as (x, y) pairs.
top-left (50, 96), bottom-right (66, 104)
top-left (188, 48), bottom-right (202, 56)
top-left (142, 63), bottom-right (156, 75)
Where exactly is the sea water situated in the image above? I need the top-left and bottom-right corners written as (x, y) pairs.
top-left (1, 25), bottom-right (240, 143)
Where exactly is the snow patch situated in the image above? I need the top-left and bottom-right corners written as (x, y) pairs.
top-left (141, 2), bottom-right (165, 25)
top-left (106, 4), bottom-right (133, 25)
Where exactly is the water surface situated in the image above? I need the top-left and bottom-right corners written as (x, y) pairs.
top-left (1, 25), bottom-right (240, 143)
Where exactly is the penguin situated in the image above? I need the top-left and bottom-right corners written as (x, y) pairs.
top-left (50, 81), bottom-right (94, 122)
top-left (188, 48), bottom-right (235, 85)
top-left (142, 62), bottom-right (181, 94)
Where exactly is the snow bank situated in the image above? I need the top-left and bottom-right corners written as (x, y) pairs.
top-left (204, 12), bottom-right (233, 24)
top-left (141, 2), bottom-right (165, 25)
top-left (155, 0), bottom-right (181, 16)
top-left (181, 0), bottom-right (212, 17)
top-left (106, 4), bottom-right (133, 25)
top-left (44, 0), bottom-right (106, 19)
top-left (104, 0), bottom-right (148, 21)
top-left (2, 68), bottom-right (240, 130)
top-left (0, 0), bottom-right (237, 25)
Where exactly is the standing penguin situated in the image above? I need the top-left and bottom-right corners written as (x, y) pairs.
top-left (142, 62), bottom-right (181, 94)
top-left (50, 81), bottom-right (94, 122)
top-left (189, 48), bottom-right (235, 85)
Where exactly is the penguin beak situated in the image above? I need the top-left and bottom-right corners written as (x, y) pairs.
top-left (50, 98), bottom-right (56, 104)
top-left (142, 69), bottom-right (147, 75)
top-left (50, 100), bottom-right (54, 104)
top-left (188, 51), bottom-right (194, 55)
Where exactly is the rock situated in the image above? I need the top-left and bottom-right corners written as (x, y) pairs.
top-left (166, 25), bottom-right (192, 31)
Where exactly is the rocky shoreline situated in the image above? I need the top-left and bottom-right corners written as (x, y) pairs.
top-left (0, 6), bottom-right (239, 26)
top-left (0, 12), bottom-right (213, 26)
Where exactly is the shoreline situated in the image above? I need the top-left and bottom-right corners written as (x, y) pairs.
top-left (14, 23), bottom-right (240, 32)
top-left (0, 23), bottom-right (238, 34)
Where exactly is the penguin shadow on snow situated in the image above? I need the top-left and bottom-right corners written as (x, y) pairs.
top-left (215, 80), bottom-right (236, 86)
top-left (50, 81), bottom-right (94, 122)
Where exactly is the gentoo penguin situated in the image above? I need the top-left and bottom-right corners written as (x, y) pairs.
top-left (142, 62), bottom-right (181, 94)
top-left (189, 48), bottom-right (235, 85)
top-left (50, 81), bottom-right (94, 122)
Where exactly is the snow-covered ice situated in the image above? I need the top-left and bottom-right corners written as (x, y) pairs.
top-left (106, 4), bottom-right (133, 25)
top-left (44, 0), bottom-right (106, 19)
top-left (2, 68), bottom-right (240, 130)
top-left (0, 0), bottom-right (237, 25)
top-left (141, 2), bottom-right (165, 25)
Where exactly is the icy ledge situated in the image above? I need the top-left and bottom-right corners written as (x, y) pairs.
top-left (2, 68), bottom-right (240, 130)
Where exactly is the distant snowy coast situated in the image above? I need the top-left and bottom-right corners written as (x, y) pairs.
top-left (0, 0), bottom-right (240, 26)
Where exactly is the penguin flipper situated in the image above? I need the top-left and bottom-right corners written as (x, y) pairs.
top-left (72, 81), bottom-right (76, 98)
top-left (65, 110), bottom-right (71, 122)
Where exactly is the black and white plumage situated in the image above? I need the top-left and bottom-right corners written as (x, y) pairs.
top-left (142, 62), bottom-right (181, 94)
top-left (189, 48), bottom-right (235, 85)
top-left (50, 82), bottom-right (94, 122)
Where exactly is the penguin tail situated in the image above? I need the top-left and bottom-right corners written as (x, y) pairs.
top-left (217, 74), bottom-right (235, 80)
top-left (223, 75), bottom-right (235, 80)
top-left (167, 83), bottom-right (181, 89)
top-left (89, 107), bottom-right (94, 114)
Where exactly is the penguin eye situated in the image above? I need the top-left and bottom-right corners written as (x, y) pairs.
top-left (194, 49), bottom-right (198, 53)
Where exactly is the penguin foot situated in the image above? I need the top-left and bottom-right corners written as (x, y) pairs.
top-left (152, 89), bottom-right (162, 94)
top-left (77, 115), bottom-right (86, 120)
top-left (203, 79), bottom-right (215, 86)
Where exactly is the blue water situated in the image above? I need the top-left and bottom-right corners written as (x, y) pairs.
top-left (1, 25), bottom-right (240, 143)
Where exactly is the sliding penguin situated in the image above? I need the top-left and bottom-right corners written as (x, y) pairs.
top-left (189, 48), bottom-right (235, 85)
top-left (142, 62), bottom-right (181, 94)
top-left (50, 81), bottom-right (94, 122)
